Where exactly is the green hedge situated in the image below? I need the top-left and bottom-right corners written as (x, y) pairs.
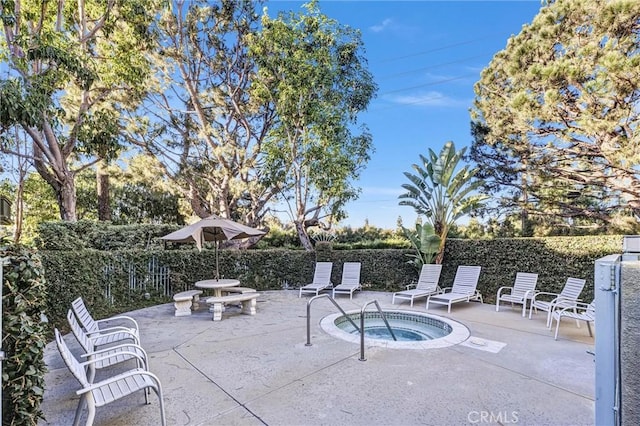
top-left (39, 235), bottom-right (623, 332)
top-left (441, 235), bottom-right (623, 304)
top-left (1, 245), bottom-right (48, 425)
top-left (34, 220), bottom-right (179, 251)
top-left (36, 220), bottom-right (411, 251)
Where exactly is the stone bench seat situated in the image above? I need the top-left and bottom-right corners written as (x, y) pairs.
top-left (205, 293), bottom-right (260, 321)
top-left (173, 290), bottom-right (203, 317)
top-left (221, 287), bottom-right (257, 295)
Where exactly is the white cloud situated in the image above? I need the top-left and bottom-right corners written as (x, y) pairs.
top-left (387, 91), bottom-right (471, 108)
top-left (369, 18), bottom-right (393, 33)
top-left (368, 18), bottom-right (421, 39)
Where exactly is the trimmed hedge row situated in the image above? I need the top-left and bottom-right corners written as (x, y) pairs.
top-left (40, 235), bottom-right (623, 332)
top-left (441, 235), bottom-right (622, 304)
top-left (35, 220), bottom-right (178, 251)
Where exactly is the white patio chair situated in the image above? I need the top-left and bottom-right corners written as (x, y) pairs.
top-left (332, 262), bottom-right (362, 299)
top-left (529, 277), bottom-right (586, 327)
top-left (551, 300), bottom-right (595, 340)
top-left (54, 328), bottom-right (166, 426)
top-left (299, 262), bottom-right (333, 297)
top-left (69, 304), bottom-right (140, 349)
top-left (426, 265), bottom-right (483, 313)
top-left (67, 310), bottom-right (148, 383)
top-left (495, 272), bottom-right (539, 317)
top-left (71, 297), bottom-right (140, 339)
top-left (392, 264), bottom-right (443, 307)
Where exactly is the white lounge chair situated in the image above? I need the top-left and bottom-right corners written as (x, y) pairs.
top-left (426, 265), bottom-right (482, 313)
top-left (332, 262), bottom-right (362, 299)
top-left (54, 328), bottom-right (166, 426)
top-left (495, 272), bottom-right (539, 317)
top-left (529, 277), bottom-right (586, 327)
top-left (392, 264), bottom-right (443, 307)
top-left (551, 300), bottom-right (595, 340)
top-left (299, 262), bottom-right (333, 297)
top-left (67, 310), bottom-right (148, 383)
top-left (71, 297), bottom-right (140, 338)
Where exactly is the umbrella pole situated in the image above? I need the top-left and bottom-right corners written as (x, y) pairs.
top-left (215, 240), bottom-right (220, 280)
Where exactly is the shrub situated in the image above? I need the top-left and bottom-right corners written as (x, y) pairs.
top-left (1, 245), bottom-right (48, 425)
top-left (34, 220), bottom-right (179, 251)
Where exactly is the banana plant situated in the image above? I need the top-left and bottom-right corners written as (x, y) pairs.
top-left (403, 222), bottom-right (441, 270)
top-left (399, 141), bottom-right (486, 263)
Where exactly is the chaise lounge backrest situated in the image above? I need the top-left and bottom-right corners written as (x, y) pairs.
top-left (451, 266), bottom-right (482, 295)
top-left (416, 264), bottom-right (443, 291)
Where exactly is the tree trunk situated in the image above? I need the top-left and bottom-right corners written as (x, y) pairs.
top-left (12, 179), bottom-right (24, 244)
top-left (57, 176), bottom-right (78, 222)
top-left (294, 220), bottom-right (314, 251)
top-left (32, 137), bottom-right (78, 222)
top-left (434, 221), bottom-right (447, 264)
top-left (97, 161), bottom-right (111, 221)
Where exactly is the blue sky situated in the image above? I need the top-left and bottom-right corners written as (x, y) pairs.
top-left (268, 0), bottom-right (543, 229)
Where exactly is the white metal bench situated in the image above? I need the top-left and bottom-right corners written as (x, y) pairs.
top-left (172, 290), bottom-right (203, 317)
top-left (205, 293), bottom-right (260, 321)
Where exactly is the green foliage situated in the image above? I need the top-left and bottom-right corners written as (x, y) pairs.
top-left (250, 0), bottom-right (377, 248)
top-left (34, 220), bottom-right (409, 252)
top-left (74, 158), bottom-right (186, 225)
top-left (441, 235), bottom-right (622, 304)
top-left (0, 0), bottom-right (165, 221)
top-left (473, 0), bottom-right (640, 221)
top-left (314, 241), bottom-right (333, 262)
top-left (399, 141), bottom-right (486, 262)
top-left (38, 231), bottom-right (623, 332)
top-left (132, 0), bottom-right (275, 226)
top-left (40, 246), bottom-right (419, 329)
top-left (256, 222), bottom-right (408, 250)
top-left (255, 226), bottom-right (302, 249)
top-left (19, 173), bottom-right (60, 244)
top-left (334, 225), bottom-right (404, 245)
top-left (402, 222), bottom-right (441, 270)
top-left (1, 245), bottom-right (48, 425)
top-left (34, 220), bottom-right (178, 251)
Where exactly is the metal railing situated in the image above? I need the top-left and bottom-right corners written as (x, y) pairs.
top-left (103, 256), bottom-right (172, 303)
top-left (306, 294), bottom-right (359, 346)
top-left (305, 294), bottom-right (397, 362)
top-left (359, 300), bottom-right (397, 361)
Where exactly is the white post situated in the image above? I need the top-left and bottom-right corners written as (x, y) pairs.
top-left (594, 254), bottom-right (621, 426)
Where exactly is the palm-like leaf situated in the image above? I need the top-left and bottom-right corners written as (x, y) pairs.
top-left (398, 141), bottom-right (485, 263)
top-left (402, 223), bottom-right (441, 268)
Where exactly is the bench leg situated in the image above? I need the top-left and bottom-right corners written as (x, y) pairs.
top-left (192, 295), bottom-right (200, 311)
top-left (209, 303), bottom-right (226, 313)
top-left (241, 298), bottom-right (257, 316)
top-left (174, 299), bottom-right (192, 317)
top-left (211, 303), bottom-right (223, 321)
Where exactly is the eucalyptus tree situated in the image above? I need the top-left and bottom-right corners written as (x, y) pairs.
top-left (249, 1), bottom-right (377, 249)
top-left (472, 0), bottom-right (640, 225)
top-left (125, 0), bottom-right (277, 228)
top-left (0, 0), bottom-right (163, 221)
top-left (399, 141), bottom-right (485, 264)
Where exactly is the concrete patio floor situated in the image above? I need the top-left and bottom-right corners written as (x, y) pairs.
top-left (39, 290), bottom-right (595, 426)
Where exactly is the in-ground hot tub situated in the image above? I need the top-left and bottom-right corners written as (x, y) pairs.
top-left (320, 310), bottom-right (470, 350)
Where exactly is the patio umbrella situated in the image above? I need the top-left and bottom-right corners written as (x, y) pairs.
top-left (160, 215), bottom-right (266, 280)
